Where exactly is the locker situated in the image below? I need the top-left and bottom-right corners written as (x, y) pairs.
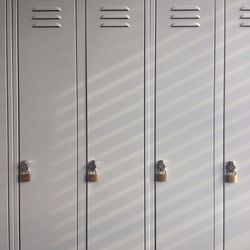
top-left (224, 0), bottom-right (250, 249)
top-left (156, 0), bottom-right (215, 249)
top-left (86, 0), bottom-right (145, 249)
top-left (18, 0), bottom-right (78, 249)
top-left (2, 0), bottom-right (250, 249)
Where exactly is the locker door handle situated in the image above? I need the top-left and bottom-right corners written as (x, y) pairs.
top-left (156, 160), bottom-right (168, 182)
top-left (86, 160), bottom-right (98, 182)
top-left (225, 161), bottom-right (237, 183)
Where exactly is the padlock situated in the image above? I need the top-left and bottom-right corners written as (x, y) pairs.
top-left (19, 172), bottom-right (30, 182)
top-left (226, 172), bottom-right (237, 183)
top-left (19, 160), bottom-right (31, 183)
top-left (86, 160), bottom-right (98, 182)
top-left (225, 161), bottom-right (237, 183)
top-left (156, 171), bottom-right (167, 182)
top-left (86, 171), bottom-right (98, 182)
top-left (156, 160), bottom-right (168, 182)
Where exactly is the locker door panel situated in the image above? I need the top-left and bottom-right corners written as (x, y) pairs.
top-left (86, 0), bottom-right (145, 249)
top-left (19, 1), bottom-right (77, 250)
top-left (225, 1), bottom-right (250, 249)
top-left (156, 1), bottom-right (215, 249)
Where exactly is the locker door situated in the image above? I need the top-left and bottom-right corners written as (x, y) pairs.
top-left (156, 1), bottom-right (215, 249)
top-left (86, 0), bottom-right (145, 249)
top-left (19, 1), bottom-right (77, 250)
top-left (225, 1), bottom-right (250, 249)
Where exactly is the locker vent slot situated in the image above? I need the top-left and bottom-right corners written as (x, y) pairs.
top-left (32, 7), bottom-right (61, 12)
top-left (171, 23), bottom-right (200, 27)
top-left (240, 23), bottom-right (250, 27)
top-left (32, 7), bottom-right (62, 28)
top-left (101, 23), bottom-right (130, 28)
top-left (171, 6), bottom-right (200, 11)
top-left (240, 7), bottom-right (250, 27)
top-left (100, 15), bottom-right (130, 20)
top-left (33, 23), bottom-right (62, 28)
top-left (240, 14), bottom-right (250, 19)
top-left (170, 6), bottom-right (201, 28)
top-left (100, 6), bottom-right (131, 28)
top-left (32, 15), bottom-right (62, 20)
top-left (171, 14), bottom-right (200, 20)
top-left (101, 7), bottom-right (130, 11)
top-left (240, 7), bottom-right (250, 11)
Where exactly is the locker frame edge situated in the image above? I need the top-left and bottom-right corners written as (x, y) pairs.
top-left (0, 0), bottom-right (9, 249)
top-left (214, 0), bottom-right (224, 249)
top-left (7, 0), bottom-right (20, 249)
top-left (77, 0), bottom-right (87, 249)
top-left (144, 0), bottom-right (156, 249)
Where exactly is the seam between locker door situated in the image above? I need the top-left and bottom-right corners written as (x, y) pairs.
top-left (145, 0), bottom-right (155, 248)
top-left (213, 0), bottom-right (216, 248)
top-left (16, 0), bottom-right (21, 247)
top-left (8, 0), bottom-right (21, 249)
top-left (144, 0), bottom-right (156, 248)
top-left (222, 0), bottom-right (226, 249)
top-left (85, 0), bottom-right (88, 249)
top-left (74, 0), bottom-right (79, 249)
top-left (153, 0), bottom-right (157, 250)
top-left (144, 0), bottom-right (146, 248)
top-left (16, 0), bottom-right (21, 248)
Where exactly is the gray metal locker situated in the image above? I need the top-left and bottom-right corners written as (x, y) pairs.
top-left (2, 0), bottom-right (250, 249)
top-left (18, 0), bottom-right (78, 249)
top-left (86, 0), bottom-right (145, 249)
top-left (155, 0), bottom-right (215, 249)
top-left (224, 1), bottom-right (250, 249)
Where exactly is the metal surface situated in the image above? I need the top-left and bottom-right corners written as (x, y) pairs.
top-left (2, 1), bottom-right (246, 249)
top-left (225, 1), bottom-right (250, 248)
top-left (76, 0), bottom-right (87, 248)
top-left (0, 0), bottom-right (9, 248)
top-left (86, 0), bottom-right (145, 249)
top-left (144, 0), bottom-right (156, 248)
top-left (156, 0), bottom-right (215, 249)
top-left (18, 0), bottom-right (77, 249)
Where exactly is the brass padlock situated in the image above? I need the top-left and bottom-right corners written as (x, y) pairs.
top-left (156, 160), bottom-right (168, 182)
top-left (19, 160), bottom-right (31, 183)
top-left (86, 171), bottom-right (98, 182)
top-left (86, 160), bottom-right (98, 182)
top-left (157, 171), bottom-right (167, 182)
top-left (225, 161), bottom-right (237, 184)
top-left (19, 172), bottom-right (30, 182)
top-left (226, 173), bottom-right (237, 183)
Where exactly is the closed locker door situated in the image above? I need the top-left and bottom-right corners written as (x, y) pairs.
top-left (86, 0), bottom-right (145, 249)
top-left (156, 0), bottom-right (215, 249)
top-left (225, 1), bottom-right (250, 249)
top-left (19, 1), bottom-right (77, 250)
